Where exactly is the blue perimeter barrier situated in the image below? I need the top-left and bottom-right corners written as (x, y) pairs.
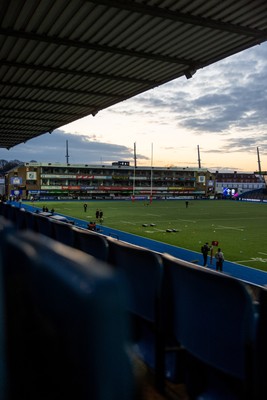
top-left (18, 202), bottom-right (267, 287)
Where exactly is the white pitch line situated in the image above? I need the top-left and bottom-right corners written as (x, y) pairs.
top-left (179, 219), bottom-right (196, 223)
top-left (235, 258), bottom-right (267, 263)
top-left (216, 225), bottom-right (244, 231)
top-left (259, 252), bottom-right (267, 256)
top-left (120, 220), bottom-right (137, 225)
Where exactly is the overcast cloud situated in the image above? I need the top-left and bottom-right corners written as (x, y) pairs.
top-left (0, 129), bottom-right (142, 164)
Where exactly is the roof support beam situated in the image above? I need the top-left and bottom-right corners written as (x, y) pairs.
top-left (0, 105), bottom-right (83, 119)
top-left (90, 0), bottom-right (267, 39)
top-left (0, 60), bottom-right (156, 85)
top-left (0, 28), bottom-right (197, 67)
top-left (0, 82), bottom-right (122, 100)
top-left (0, 95), bottom-right (103, 111)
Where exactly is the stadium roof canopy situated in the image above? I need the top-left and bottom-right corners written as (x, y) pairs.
top-left (1, 0), bottom-right (267, 149)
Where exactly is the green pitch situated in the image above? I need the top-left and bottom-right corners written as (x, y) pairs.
top-left (38, 199), bottom-right (267, 272)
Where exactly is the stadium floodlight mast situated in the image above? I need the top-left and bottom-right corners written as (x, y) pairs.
top-left (197, 145), bottom-right (201, 169)
top-left (150, 143), bottom-right (153, 201)
top-left (133, 142), bottom-right (137, 199)
top-left (65, 140), bottom-right (70, 164)
top-left (257, 147), bottom-right (262, 174)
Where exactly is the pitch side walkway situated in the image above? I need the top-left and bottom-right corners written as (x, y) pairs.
top-left (98, 225), bottom-right (267, 288)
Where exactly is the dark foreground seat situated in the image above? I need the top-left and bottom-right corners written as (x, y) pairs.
top-left (107, 237), bottom-right (166, 391)
top-left (0, 216), bottom-right (14, 400)
top-left (33, 214), bottom-right (54, 237)
top-left (51, 219), bottom-right (75, 246)
top-left (73, 227), bottom-right (109, 261)
top-left (254, 286), bottom-right (267, 399)
top-left (1, 230), bottom-right (134, 400)
top-left (162, 253), bottom-right (257, 400)
top-left (0, 215), bottom-right (14, 233)
top-left (22, 210), bottom-right (39, 232)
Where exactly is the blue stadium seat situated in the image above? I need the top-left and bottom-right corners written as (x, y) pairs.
top-left (162, 253), bottom-right (257, 399)
top-left (0, 216), bottom-right (12, 400)
top-left (51, 220), bottom-right (75, 246)
top-left (12, 207), bottom-right (28, 230)
top-left (1, 230), bottom-right (134, 400)
top-left (0, 216), bottom-right (16, 399)
top-left (254, 286), bottom-right (267, 399)
top-left (0, 202), bottom-right (4, 216)
top-left (1, 204), bottom-right (16, 223)
top-left (0, 215), bottom-right (14, 233)
top-left (107, 237), bottom-right (165, 391)
top-left (34, 214), bottom-right (54, 237)
top-left (0, 265), bottom-right (6, 400)
top-left (24, 211), bottom-right (42, 232)
top-left (73, 227), bottom-right (109, 261)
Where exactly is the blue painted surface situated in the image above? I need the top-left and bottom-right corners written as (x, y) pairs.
top-left (18, 202), bottom-right (267, 287)
top-left (98, 225), bottom-right (267, 286)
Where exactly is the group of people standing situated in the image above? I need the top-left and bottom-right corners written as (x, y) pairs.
top-left (201, 242), bottom-right (224, 272)
top-left (83, 204), bottom-right (103, 222)
top-left (95, 208), bottom-right (103, 222)
top-left (85, 205), bottom-right (104, 231)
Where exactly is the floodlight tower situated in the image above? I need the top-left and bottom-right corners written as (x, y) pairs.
top-left (133, 142), bottom-right (137, 199)
top-left (257, 147), bottom-right (262, 174)
top-left (66, 140), bottom-right (70, 164)
top-left (197, 145), bottom-right (201, 168)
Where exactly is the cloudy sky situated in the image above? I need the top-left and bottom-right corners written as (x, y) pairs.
top-left (1, 41), bottom-right (267, 173)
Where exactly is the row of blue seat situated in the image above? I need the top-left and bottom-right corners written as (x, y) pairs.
top-left (0, 203), bottom-right (109, 261)
top-left (106, 238), bottom-right (261, 399)
top-left (0, 215), bottom-right (135, 400)
top-left (1, 203), bottom-right (267, 399)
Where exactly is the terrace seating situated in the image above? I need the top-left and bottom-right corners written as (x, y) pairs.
top-left (73, 227), bottom-right (109, 262)
top-left (51, 219), bottom-right (75, 246)
top-left (107, 237), bottom-right (166, 392)
top-left (161, 253), bottom-right (257, 399)
top-left (12, 207), bottom-right (28, 230)
top-left (0, 215), bottom-right (15, 234)
top-left (0, 216), bottom-right (13, 400)
top-left (0, 203), bottom-right (16, 222)
top-left (0, 265), bottom-right (5, 400)
top-left (1, 204), bottom-right (265, 398)
top-left (0, 230), bottom-right (134, 400)
top-left (21, 210), bottom-right (39, 232)
top-left (254, 286), bottom-right (267, 399)
top-left (33, 214), bottom-right (54, 237)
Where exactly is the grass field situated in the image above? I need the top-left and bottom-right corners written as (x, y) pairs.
top-left (35, 199), bottom-right (267, 272)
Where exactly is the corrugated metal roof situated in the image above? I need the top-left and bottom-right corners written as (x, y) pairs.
top-left (1, 0), bottom-right (267, 149)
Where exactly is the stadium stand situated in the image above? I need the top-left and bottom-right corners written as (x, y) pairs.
top-left (27, 211), bottom-right (43, 232)
top-left (0, 216), bottom-right (15, 400)
top-left (51, 219), bottom-right (75, 246)
top-left (0, 229), bottom-right (134, 400)
top-left (106, 237), bottom-right (186, 393)
top-left (107, 237), bottom-right (165, 391)
top-left (1, 2), bottom-right (267, 398)
top-left (72, 227), bottom-right (109, 262)
top-left (255, 287), bottom-right (267, 399)
top-left (33, 214), bottom-right (54, 237)
top-left (1, 202), bottom-right (267, 399)
top-left (238, 188), bottom-right (267, 201)
top-left (161, 253), bottom-right (257, 399)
